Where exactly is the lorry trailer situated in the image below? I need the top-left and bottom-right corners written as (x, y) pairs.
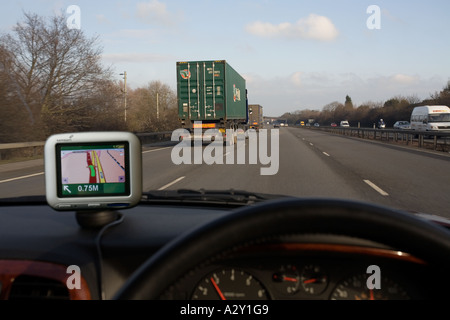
top-left (176, 60), bottom-right (248, 144)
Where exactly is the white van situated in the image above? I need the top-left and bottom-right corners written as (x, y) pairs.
top-left (340, 120), bottom-right (350, 127)
top-left (410, 105), bottom-right (450, 133)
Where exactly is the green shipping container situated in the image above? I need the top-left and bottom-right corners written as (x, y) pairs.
top-left (177, 60), bottom-right (247, 125)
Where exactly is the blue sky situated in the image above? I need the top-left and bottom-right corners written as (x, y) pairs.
top-left (1, 0), bottom-right (449, 117)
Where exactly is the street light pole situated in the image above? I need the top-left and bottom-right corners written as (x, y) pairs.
top-left (156, 92), bottom-right (159, 120)
top-left (120, 71), bottom-right (127, 122)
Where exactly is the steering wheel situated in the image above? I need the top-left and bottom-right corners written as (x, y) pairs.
top-left (114, 198), bottom-right (450, 300)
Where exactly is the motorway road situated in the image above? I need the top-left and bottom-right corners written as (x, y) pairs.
top-left (1, 127), bottom-right (449, 217)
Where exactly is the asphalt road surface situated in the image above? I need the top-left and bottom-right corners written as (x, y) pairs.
top-left (1, 127), bottom-right (449, 217)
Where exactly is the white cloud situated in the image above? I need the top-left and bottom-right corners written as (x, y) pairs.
top-left (136, 0), bottom-right (182, 26)
top-left (52, 0), bottom-right (65, 17)
top-left (96, 14), bottom-right (110, 25)
top-left (381, 9), bottom-right (406, 25)
top-left (390, 74), bottom-right (419, 85)
top-left (290, 72), bottom-right (302, 87)
top-left (246, 14), bottom-right (339, 41)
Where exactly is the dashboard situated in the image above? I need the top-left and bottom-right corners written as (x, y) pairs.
top-left (0, 200), bottom-right (230, 300)
top-left (1, 198), bottom-right (450, 300)
top-left (161, 237), bottom-right (434, 300)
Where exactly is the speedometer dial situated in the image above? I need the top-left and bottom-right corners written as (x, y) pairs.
top-left (191, 268), bottom-right (270, 300)
top-left (330, 273), bottom-right (409, 300)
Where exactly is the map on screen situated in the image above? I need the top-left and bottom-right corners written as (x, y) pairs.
top-left (58, 143), bottom-right (128, 197)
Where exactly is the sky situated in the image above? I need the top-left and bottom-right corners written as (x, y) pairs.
top-left (0, 0), bottom-right (449, 117)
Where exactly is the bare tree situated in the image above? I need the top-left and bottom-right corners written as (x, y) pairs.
top-left (0, 12), bottom-right (112, 136)
top-left (127, 81), bottom-right (178, 132)
top-left (0, 46), bottom-right (27, 142)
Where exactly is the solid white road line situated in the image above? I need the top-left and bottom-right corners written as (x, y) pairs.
top-left (0, 172), bottom-right (44, 184)
top-left (158, 176), bottom-right (185, 190)
top-left (364, 179), bottom-right (389, 196)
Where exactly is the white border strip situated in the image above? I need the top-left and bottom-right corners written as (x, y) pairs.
top-left (158, 176), bottom-right (185, 190)
top-left (0, 172), bottom-right (44, 184)
top-left (364, 179), bottom-right (389, 196)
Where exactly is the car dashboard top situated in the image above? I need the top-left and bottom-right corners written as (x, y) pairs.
top-left (0, 197), bottom-right (450, 301)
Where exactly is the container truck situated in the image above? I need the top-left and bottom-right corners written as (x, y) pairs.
top-left (248, 104), bottom-right (263, 131)
top-left (176, 60), bottom-right (248, 144)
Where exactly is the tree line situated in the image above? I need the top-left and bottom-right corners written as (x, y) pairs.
top-left (2, 12), bottom-right (449, 144)
top-left (280, 84), bottom-right (450, 128)
top-left (0, 12), bottom-right (179, 143)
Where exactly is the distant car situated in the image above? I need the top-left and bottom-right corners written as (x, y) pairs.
top-left (314, 123), bottom-right (320, 127)
top-left (393, 121), bottom-right (411, 130)
top-left (331, 122), bottom-right (337, 127)
top-left (378, 119), bottom-right (386, 129)
top-left (340, 120), bottom-right (350, 127)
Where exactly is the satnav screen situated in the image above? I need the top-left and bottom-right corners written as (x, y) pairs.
top-left (56, 142), bottom-right (129, 197)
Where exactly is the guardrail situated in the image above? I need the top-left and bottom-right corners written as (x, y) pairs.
top-left (2, 128), bottom-right (449, 160)
top-left (0, 131), bottom-right (174, 161)
top-left (306, 126), bottom-right (450, 152)
top-left (136, 131), bottom-right (173, 145)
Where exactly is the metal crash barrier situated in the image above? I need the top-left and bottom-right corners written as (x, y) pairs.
top-left (304, 126), bottom-right (450, 153)
top-left (0, 131), bottom-right (173, 161)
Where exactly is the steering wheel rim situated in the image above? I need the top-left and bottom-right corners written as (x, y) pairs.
top-left (114, 198), bottom-right (450, 300)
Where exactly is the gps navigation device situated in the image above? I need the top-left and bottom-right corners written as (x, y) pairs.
top-left (45, 132), bottom-right (142, 211)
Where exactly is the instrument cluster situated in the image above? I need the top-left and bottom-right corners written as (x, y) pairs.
top-left (162, 243), bottom-right (431, 300)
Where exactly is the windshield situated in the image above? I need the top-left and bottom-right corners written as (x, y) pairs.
top-left (429, 114), bottom-right (450, 122)
top-left (1, 1), bottom-right (450, 219)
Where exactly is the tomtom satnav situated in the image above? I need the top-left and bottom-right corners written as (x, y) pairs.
top-left (45, 132), bottom-right (142, 211)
